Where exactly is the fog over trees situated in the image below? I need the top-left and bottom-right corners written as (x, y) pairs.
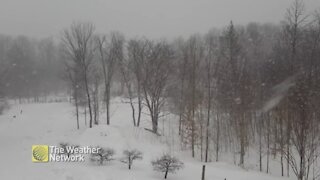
top-left (0, 1), bottom-right (320, 180)
top-left (0, 35), bottom-right (64, 104)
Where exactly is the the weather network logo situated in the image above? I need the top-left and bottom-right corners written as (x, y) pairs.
top-left (32, 144), bottom-right (99, 162)
top-left (32, 145), bottom-right (49, 162)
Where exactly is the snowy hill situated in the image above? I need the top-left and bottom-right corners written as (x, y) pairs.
top-left (0, 99), bottom-right (290, 180)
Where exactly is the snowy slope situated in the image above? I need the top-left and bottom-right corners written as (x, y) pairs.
top-left (0, 99), bottom-right (291, 180)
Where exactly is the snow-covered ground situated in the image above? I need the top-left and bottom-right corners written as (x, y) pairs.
top-left (0, 99), bottom-right (291, 180)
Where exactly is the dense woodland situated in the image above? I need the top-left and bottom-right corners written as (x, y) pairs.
top-left (0, 1), bottom-right (320, 180)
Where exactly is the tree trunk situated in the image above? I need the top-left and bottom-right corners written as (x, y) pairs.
top-left (267, 112), bottom-right (270, 174)
top-left (202, 165), bottom-right (206, 180)
top-left (152, 112), bottom-right (159, 134)
top-left (200, 105), bottom-right (204, 161)
top-left (84, 71), bottom-right (93, 128)
top-left (164, 169), bottom-right (169, 179)
top-left (75, 92), bottom-right (79, 130)
top-left (216, 112), bottom-right (220, 162)
top-left (130, 99), bottom-right (136, 126)
top-left (287, 109), bottom-right (291, 177)
top-left (205, 79), bottom-right (211, 162)
top-left (84, 106), bottom-right (87, 126)
top-left (137, 84), bottom-right (142, 127)
top-left (178, 74), bottom-right (185, 135)
top-left (239, 113), bottom-right (245, 167)
top-left (93, 81), bottom-right (99, 125)
top-left (259, 113), bottom-right (263, 171)
top-left (106, 84), bottom-right (111, 125)
top-left (280, 114), bottom-right (284, 176)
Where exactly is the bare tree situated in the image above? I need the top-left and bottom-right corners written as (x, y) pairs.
top-left (120, 149), bottom-right (143, 169)
top-left (90, 147), bottom-right (115, 165)
top-left (96, 32), bottom-right (124, 125)
top-left (141, 40), bottom-right (173, 134)
top-left (62, 22), bottom-right (95, 128)
top-left (119, 39), bottom-right (147, 126)
top-left (92, 65), bottom-right (101, 125)
top-left (203, 30), bottom-right (219, 162)
top-left (180, 35), bottom-right (204, 158)
top-left (64, 64), bottom-right (81, 129)
top-left (151, 154), bottom-right (184, 179)
top-left (217, 21), bottom-right (255, 167)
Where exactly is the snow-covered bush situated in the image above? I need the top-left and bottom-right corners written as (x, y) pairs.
top-left (151, 153), bottom-right (184, 179)
top-left (120, 149), bottom-right (143, 170)
top-left (90, 147), bottom-right (115, 165)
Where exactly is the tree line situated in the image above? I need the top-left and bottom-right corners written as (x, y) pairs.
top-left (0, 35), bottom-right (65, 105)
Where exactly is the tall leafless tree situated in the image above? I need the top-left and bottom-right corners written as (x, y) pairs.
top-left (141, 40), bottom-right (173, 134)
top-left (62, 22), bottom-right (95, 128)
top-left (96, 32), bottom-right (124, 125)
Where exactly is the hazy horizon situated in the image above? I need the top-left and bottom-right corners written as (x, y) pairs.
top-left (0, 0), bottom-right (319, 40)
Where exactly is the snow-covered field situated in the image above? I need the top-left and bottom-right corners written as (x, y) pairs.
top-left (0, 99), bottom-right (291, 180)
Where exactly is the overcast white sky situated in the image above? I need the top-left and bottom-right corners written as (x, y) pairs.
top-left (0, 0), bottom-right (319, 39)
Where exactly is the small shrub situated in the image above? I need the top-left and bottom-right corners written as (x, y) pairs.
top-left (151, 153), bottom-right (184, 179)
top-left (120, 149), bottom-right (143, 170)
top-left (90, 147), bottom-right (115, 165)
